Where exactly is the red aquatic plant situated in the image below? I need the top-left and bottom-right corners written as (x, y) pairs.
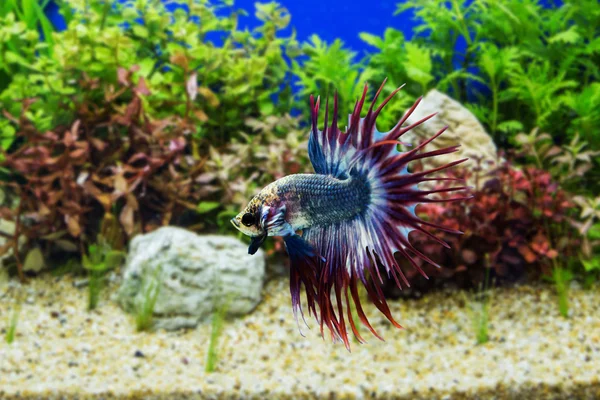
top-left (0, 68), bottom-right (205, 279)
top-left (384, 156), bottom-right (579, 296)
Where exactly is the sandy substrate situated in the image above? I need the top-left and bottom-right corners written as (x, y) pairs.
top-left (0, 273), bottom-right (599, 400)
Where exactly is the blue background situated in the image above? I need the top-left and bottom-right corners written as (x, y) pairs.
top-left (45, 0), bottom-right (417, 57)
top-left (43, 0), bottom-right (559, 102)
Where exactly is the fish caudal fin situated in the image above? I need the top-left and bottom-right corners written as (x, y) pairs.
top-left (290, 80), bottom-right (471, 349)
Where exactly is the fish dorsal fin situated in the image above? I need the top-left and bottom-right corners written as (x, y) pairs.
top-left (308, 93), bottom-right (353, 178)
top-left (308, 83), bottom-right (396, 178)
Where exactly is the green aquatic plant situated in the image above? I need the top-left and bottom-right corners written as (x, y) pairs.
top-left (357, 0), bottom-right (600, 147)
top-left (476, 43), bottom-right (520, 136)
top-left (358, 28), bottom-right (427, 129)
top-left (572, 196), bottom-right (600, 287)
top-left (205, 298), bottom-right (230, 373)
top-left (462, 267), bottom-right (493, 345)
top-left (5, 302), bottom-right (20, 345)
top-left (0, 1), bottom-right (303, 273)
top-left (0, 0), bottom-right (298, 139)
top-left (0, 0), bottom-right (56, 93)
top-left (293, 35), bottom-right (372, 122)
top-left (550, 267), bottom-right (572, 318)
top-left (135, 268), bottom-right (161, 332)
top-left (82, 239), bottom-right (124, 310)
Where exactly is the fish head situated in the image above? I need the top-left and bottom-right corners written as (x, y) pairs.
top-left (232, 184), bottom-right (284, 255)
top-left (231, 196), bottom-right (265, 238)
top-left (232, 196), bottom-right (270, 255)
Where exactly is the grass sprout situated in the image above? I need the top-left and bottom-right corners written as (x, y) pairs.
top-left (135, 268), bottom-right (161, 332)
top-left (465, 269), bottom-right (494, 345)
top-left (5, 303), bottom-right (20, 345)
top-left (82, 238), bottom-right (124, 311)
top-left (552, 267), bottom-right (573, 318)
top-left (205, 296), bottom-right (231, 373)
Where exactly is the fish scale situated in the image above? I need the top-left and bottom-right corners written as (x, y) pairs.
top-left (275, 173), bottom-right (371, 229)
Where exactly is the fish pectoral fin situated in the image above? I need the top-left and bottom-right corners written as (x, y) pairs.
top-left (283, 234), bottom-right (326, 263)
top-left (263, 205), bottom-right (294, 236)
top-left (248, 233), bottom-right (267, 255)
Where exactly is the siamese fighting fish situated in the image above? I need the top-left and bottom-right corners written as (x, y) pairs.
top-left (231, 80), bottom-right (469, 349)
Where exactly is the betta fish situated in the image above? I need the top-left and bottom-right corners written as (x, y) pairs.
top-left (231, 80), bottom-right (469, 349)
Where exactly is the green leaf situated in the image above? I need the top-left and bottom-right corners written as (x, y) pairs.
top-left (588, 224), bottom-right (600, 240)
top-left (4, 51), bottom-right (31, 67)
top-left (0, 122), bottom-right (15, 151)
top-left (132, 25), bottom-right (148, 38)
top-left (403, 42), bottom-right (433, 90)
top-left (548, 26), bottom-right (581, 45)
top-left (359, 32), bottom-right (383, 49)
top-left (582, 257), bottom-right (600, 272)
top-left (138, 58), bottom-right (155, 78)
top-left (197, 201), bottom-right (221, 214)
top-left (497, 120), bottom-right (524, 133)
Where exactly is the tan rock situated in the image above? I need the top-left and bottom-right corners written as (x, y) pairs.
top-left (0, 219), bottom-right (26, 272)
top-left (404, 89), bottom-right (499, 187)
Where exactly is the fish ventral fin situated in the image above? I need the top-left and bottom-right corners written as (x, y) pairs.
top-left (284, 233), bottom-right (326, 336)
top-left (295, 79), bottom-right (471, 350)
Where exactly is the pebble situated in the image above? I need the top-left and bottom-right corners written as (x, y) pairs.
top-left (0, 275), bottom-right (598, 399)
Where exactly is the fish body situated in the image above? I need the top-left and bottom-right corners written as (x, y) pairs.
top-left (239, 173), bottom-right (370, 233)
top-left (231, 81), bottom-right (469, 349)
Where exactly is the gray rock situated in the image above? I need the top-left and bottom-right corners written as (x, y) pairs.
top-left (404, 90), bottom-right (499, 187)
top-left (117, 227), bottom-right (265, 330)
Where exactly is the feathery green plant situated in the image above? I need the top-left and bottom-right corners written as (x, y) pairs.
top-left (358, 28), bottom-right (426, 129)
top-left (135, 267), bottom-right (161, 332)
top-left (352, 0), bottom-right (600, 147)
top-left (293, 35), bottom-right (373, 122)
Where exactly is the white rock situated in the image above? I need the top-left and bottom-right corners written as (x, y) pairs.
top-left (404, 90), bottom-right (499, 187)
top-left (117, 227), bottom-right (265, 330)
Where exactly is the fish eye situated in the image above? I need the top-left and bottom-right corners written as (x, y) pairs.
top-left (241, 213), bottom-right (256, 227)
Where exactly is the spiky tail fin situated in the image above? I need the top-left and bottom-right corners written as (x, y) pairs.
top-left (293, 80), bottom-right (471, 349)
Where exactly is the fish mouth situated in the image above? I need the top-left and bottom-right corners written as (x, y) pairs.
top-left (230, 218), bottom-right (240, 228)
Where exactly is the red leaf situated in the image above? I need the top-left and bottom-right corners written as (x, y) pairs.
top-left (135, 77), bottom-right (151, 96)
top-left (70, 120), bottom-right (81, 140)
top-left (69, 148), bottom-right (87, 159)
top-left (518, 245), bottom-right (537, 263)
top-left (117, 67), bottom-right (129, 86)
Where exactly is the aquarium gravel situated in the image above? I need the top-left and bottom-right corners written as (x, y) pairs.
top-left (1, 274), bottom-right (599, 400)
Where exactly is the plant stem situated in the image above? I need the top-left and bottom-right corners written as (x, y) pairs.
top-left (88, 270), bottom-right (102, 310)
top-left (100, 1), bottom-right (110, 31)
